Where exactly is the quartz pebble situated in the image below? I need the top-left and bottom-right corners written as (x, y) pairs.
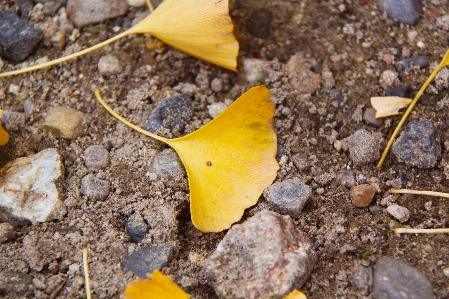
top-left (149, 149), bottom-right (185, 179)
top-left (210, 78), bottom-right (224, 92)
top-left (242, 58), bottom-right (267, 83)
top-left (377, 0), bottom-right (422, 25)
top-left (67, 0), bottom-right (128, 27)
top-left (287, 54), bottom-right (321, 94)
top-left (386, 204), bottom-right (409, 222)
top-left (123, 243), bottom-right (173, 278)
top-left (83, 145), bottom-right (110, 170)
top-left (41, 106), bottom-right (85, 139)
top-left (350, 184), bottom-right (376, 207)
top-left (80, 174), bottom-right (110, 200)
top-left (347, 129), bottom-right (383, 165)
top-left (98, 54), bottom-right (122, 76)
top-left (126, 0), bottom-right (146, 7)
top-left (205, 210), bottom-right (316, 299)
top-left (207, 102), bottom-right (229, 118)
top-left (125, 214), bottom-right (150, 243)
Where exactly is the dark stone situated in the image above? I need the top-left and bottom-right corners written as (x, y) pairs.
top-left (385, 86), bottom-right (412, 98)
top-left (246, 8), bottom-right (273, 39)
top-left (363, 108), bottom-right (383, 127)
top-left (392, 120), bottom-right (441, 168)
top-left (0, 271), bottom-right (32, 295)
top-left (38, 0), bottom-right (66, 16)
top-left (0, 11), bottom-right (43, 62)
top-left (396, 56), bottom-right (429, 72)
top-left (142, 94), bottom-right (192, 134)
top-left (17, 0), bottom-right (34, 15)
top-left (125, 214), bottom-right (150, 244)
top-left (80, 174), bottom-right (110, 200)
top-left (123, 243), bottom-right (173, 278)
top-left (327, 88), bottom-right (344, 101)
top-left (377, 0), bottom-right (422, 25)
top-left (368, 205), bottom-right (383, 215)
top-left (373, 257), bottom-right (433, 299)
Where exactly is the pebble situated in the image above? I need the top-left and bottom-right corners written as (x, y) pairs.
top-left (149, 148), bottom-right (186, 179)
top-left (17, 0), bottom-right (34, 15)
top-left (98, 54), bottom-right (122, 76)
top-left (242, 58), bottom-right (267, 83)
top-left (0, 148), bottom-right (66, 223)
top-left (142, 94), bottom-right (192, 134)
top-left (205, 210), bottom-right (316, 299)
top-left (207, 102), bottom-right (229, 118)
top-left (379, 70), bottom-right (398, 89)
top-left (125, 214), bottom-right (150, 243)
top-left (336, 170), bottom-right (356, 188)
top-left (368, 205), bottom-right (383, 215)
top-left (210, 78), bottom-right (224, 92)
top-left (385, 86), bottom-right (412, 98)
top-left (286, 54), bottom-right (321, 94)
top-left (39, 0), bottom-right (65, 16)
top-left (363, 108), bottom-right (383, 127)
top-left (373, 257), bottom-right (433, 299)
top-left (391, 120), bottom-right (441, 168)
top-left (350, 184), bottom-right (376, 207)
top-left (377, 0), bottom-right (422, 25)
top-left (246, 8), bottom-right (273, 39)
top-left (263, 178), bottom-right (312, 216)
top-left (386, 204), bottom-right (409, 222)
top-left (0, 271), bottom-right (32, 295)
top-left (327, 88), bottom-right (344, 101)
top-left (347, 129), bottom-right (383, 165)
top-left (291, 153), bottom-right (311, 171)
top-left (67, 0), bottom-right (128, 27)
top-left (126, 0), bottom-right (146, 7)
top-left (396, 56), bottom-right (429, 72)
top-left (123, 243), bottom-right (173, 278)
top-left (41, 106), bottom-right (85, 139)
top-left (0, 111), bottom-right (25, 132)
top-left (0, 223), bottom-right (15, 244)
top-left (80, 174), bottom-right (110, 200)
top-left (0, 11), bottom-right (43, 62)
top-left (83, 145), bottom-right (110, 170)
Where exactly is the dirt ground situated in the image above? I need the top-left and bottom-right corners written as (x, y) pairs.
top-left (1, 0), bottom-right (449, 298)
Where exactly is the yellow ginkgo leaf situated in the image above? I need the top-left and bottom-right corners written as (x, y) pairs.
top-left (0, 109), bottom-right (9, 146)
top-left (0, 0), bottom-right (238, 78)
top-left (95, 85), bottom-right (278, 232)
top-left (370, 96), bottom-right (412, 118)
top-left (283, 290), bottom-right (308, 299)
top-left (123, 271), bottom-right (190, 299)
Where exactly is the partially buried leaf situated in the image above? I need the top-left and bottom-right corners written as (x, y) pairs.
top-left (370, 96), bottom-right (412, 118)
top-left (283, 290), bottom-right (308, 299)
top-left (95, 86), bottom-right (278, 232)
top-left (123, 270), bottom-right (190, 299)
top-left (0, 109), bottom-right (9, 146)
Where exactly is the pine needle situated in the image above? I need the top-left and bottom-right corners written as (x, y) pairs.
top-left (83, 248), bottom-right (92, 299)
top-left (389, 188), bottom-right (449, 198)
top-left (394, 228), bottom-right (449, 234)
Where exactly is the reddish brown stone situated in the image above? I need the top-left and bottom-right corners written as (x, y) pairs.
top-left (350, 184), bottom-right (376, 207)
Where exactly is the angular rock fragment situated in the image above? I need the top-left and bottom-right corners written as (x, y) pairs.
top-left (123, 243), bottom-right (173, 278)
top-left (41, 106), bottom-right (85, 139)
top-left (67, 0), bottom-right (128, 27)
top-left (263, 178), bottom-right (311, 216)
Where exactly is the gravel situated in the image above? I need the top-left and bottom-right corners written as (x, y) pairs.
top-left (66, 0), bottom-right (128, 27)
top-left (346, 129), bottom-right (383, 165)
top-left (123, 243), bottom-right (173, 278)
top-left (80, 174), bottom-right (110, 200)
top-left (377, 0), bottom-right (422, 25)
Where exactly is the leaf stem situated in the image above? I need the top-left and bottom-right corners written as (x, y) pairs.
top-left (394, 228), bottom-right (449, 234)
top-left (83, 248), bottom-right (92, 299)
top-left (389, 188), bottom-right (449, 198)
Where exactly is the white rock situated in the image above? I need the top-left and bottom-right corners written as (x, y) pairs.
top-left (0, 148), bottom-right (66, 223)
top-left (207, 102), bottom-right (229, 118)
top-left (98, 54), bottom-right (122, 76)
top-left (387, 204), bottom-right (409, 223)
top-left (242, 58), bottom-right (267, 83)
top-left (126, 0), bottom-right (146, 7)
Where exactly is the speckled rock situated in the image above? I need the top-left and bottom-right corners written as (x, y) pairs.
top-left (263, 178), bottom-right (312, 216)
top-left (0, 148), bottom-right (66, 223)
top-left (0, 271), bottom-right (32, 295)
top-left (336, 170), bottom-right (356, 188)
top-left (377, 0), bottom-right (422, 25)
top-left (286, 54), bottom-right (321, 94)
top-left (391, 120), bottom-right (441, 169)
top-left (125, 214), bottom-right (149, 243)
top-left (98, 54), bottom-right (122, 76)
top-left (0, 111), bottom-right (25, 132)
top-left (347, 129), bottom-right (383, 165)
top-left (0, 11), bottom-right (43, 62)
top-left (149, 148), bottom-right (185, 179)
top-left (142, 94), bottom-right (192, 134)
top-left (350, 184), bottom-right (376, 207)
top-left (41, 106), bottom-right (85, 139)
top-left (80, 174), bottom-right (110, 200)
top-left (205, 210), bottom-right (316, 299)
top-left (246, 8), bottom-right (273, 38)
top-left (123, 243), bottom-right (173, 278)
top-left (83, 145), bottom-right (110, 170)
top-left (67, 0), bottom-right (128, 27)
top-left (396, 56), bottom-right (429, 72)
top-left (291, 153), bottom-right (311, 171)
top-left (386, 204), bottom-right (409, 222)
top-left (373, 257), bottom-right (433, 299)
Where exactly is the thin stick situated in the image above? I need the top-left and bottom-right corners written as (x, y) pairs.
top-left (390, 188), bottom-right (449, 198)
top-left (146, 0), bottom-right (155, 12)
top-left (83, 248), bottom-right (92, 299)
top-left (395, 228), bottom-right (449, 234)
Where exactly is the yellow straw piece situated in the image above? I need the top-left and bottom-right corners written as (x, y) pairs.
top-left (389, 188), bottom-right (449, 198)
top-left (83, 248), bottom-right (92, 299)
top-left (394, 228), bottom-right (449, 234)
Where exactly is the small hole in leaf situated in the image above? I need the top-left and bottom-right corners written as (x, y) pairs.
top-left (206, 161), bottom-right (212, 166)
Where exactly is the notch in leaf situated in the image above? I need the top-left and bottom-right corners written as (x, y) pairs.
top-left (0, 0), bottom-right (239, 78)
top-left (95, 86), bottom-right (278, 232)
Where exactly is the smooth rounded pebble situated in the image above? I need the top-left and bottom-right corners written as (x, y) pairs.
top-left (83, 145), bottom-right (110, 170)
top-left (286, 54), bottom-right (321, 94)
top-left (80, 174), bottom-right (110, 200)
top-left (347, 129), bottom-right (383, 165)
top-left (98, 54), bottom-right (122, 76)
top-left (377, 0), bottom-right (422, 25)
top-left (386, 204), bottom-right (409, 222)
top-left (351, 184), bottom-right (376, 207)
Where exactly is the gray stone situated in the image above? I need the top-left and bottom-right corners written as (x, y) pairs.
top-left (373, 257), bottom-right (433, 299)
top-left (0, 148), bottom-right (66, 223)
top-left (292, 153), bottom-right (311, 171)
top-left (210, 78), bottom-right (224, 92)
top-left (385, 86), bottom-right (412, 98)
top-left (246, 8), bottom-right (273, 39)
top-left (0, 111), bottom-right (25, 132)
top-left (263, 179), bottom-right (311, 216)
top-left (0, 11), bottom-right (43, 62)
top-left (123, 243), bottom-right (173, 278)
top-left (392, 120), bottom-right (441, 169)
top-left (149, 148), bottom-right (186, 179)
top-left (336, 170), bottom-right (356, 188)
top-left (368, 205), bottom-right (383, 215)
top-left (347, 129), bottom-right (383, 165)
top-left (0, 223), bottom-right (15, 244)
top-left (205, 210), bottom-right (317, 299)
top-left (327, 88), bottom-right (343, 101)
top-left (142, 94), bottom-right (192, 134)
top-left (80, 174), bottom-right (110, 200)
top-left (396, 56), bottom-right (429, 72)
top-left (17, 0), bottom-right (34, 15)
top-left (98, 54), bottom-right (122, 76)
top-left (0, 271), bottom-right (32, 295)
top-left (125, 214), bottom-right (149, 243)
top-left (386, 204), bottom-right (409, 222)
top-left (351, 262), bottom-right (373, 295)
top-left (67, 0), bottom-right (128, 27)
top-left (83, 145), bottom-right (110, 170)
top-left (36, 0), bottom-right (66, 16)
top-left (378, 0), bottom-right (422, 25)
top-left (363, 108), bottom-right (383, 128)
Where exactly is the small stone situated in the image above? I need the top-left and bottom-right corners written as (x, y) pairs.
top-left (210, 78), bottom-right (224, 92)
top-left (0, 111), bottom-right (25, 132)
top-left (23, 99), bottom-right (36, 115)
top-left (142, 94), bottom-right (192, 134)
top-left (38, 0), bottom-right (65, 16)
top-left (80, 174), bottom-right (110, 200)
top-left (246, 8), bottom-right (273, 39)
top-left (123, 244), bottom-right (173, 278)
top-left (396, 56), bottom-right (429, 72)
top-left (327, 88), bottom-right (344, 101)
top-left (291, 153), bottom-right (311, 171)
top-left (125, 214), bottom-right (150, 243)
top-left (17, 0), bottom-right (34, 14)
top-left (351, 262), bottom-right (373, 295)
top-left (385, 86), bottom-right (412, 98)
top-left (391, 120), bottom-right (441, 168)
top-left (205, 210), bottom-right (316, 299)
top-left (347, 129), bottom-right (383, 165)
top-left (379, 70), bottom-right (398, 89)
top-left (363, 108), bottom-right (383, 127)
top-left (263, 178), bottom-right (312, 216)
top-left (336, 170), bottom-right (356, 188)
top-left (377, 0), bottom-right (422, 25)
top-left (387, 204), bottom-right (409, 222)
top-left (373, 257), bottom-right (433, 299)
top-left (0, 148), bottom-right (66, 223)
top-left (126, 0), bottom-right (146, 7)
top-left (287, 54), bottom-right (321, 94)
top-left (207, 102), bottom-right (229, 118)
top-left (0, 223), bottom-right (15, 243)
top-left (368, 205), bottom-right (383, 215)
top-left (149, 149), bottom-right (186, 179)
top-left (443, 268), bottom-right (449, 278)
top-left (67, 0), bottom-right (128, 27)
top-left (98, 54), bottom-right (122, 76)
top-left (0, 11), bottom-right (43, 62)
top-left (0, 271), bottom-right (32, 295)
top-left (242, 58), bottom-right (267, 83)
top-left (41, 106), bottom-right (85, 139)
top-left (350, 184), bottom-right (376, 207)
top-left (83, 145), bottom-right (110, 170)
